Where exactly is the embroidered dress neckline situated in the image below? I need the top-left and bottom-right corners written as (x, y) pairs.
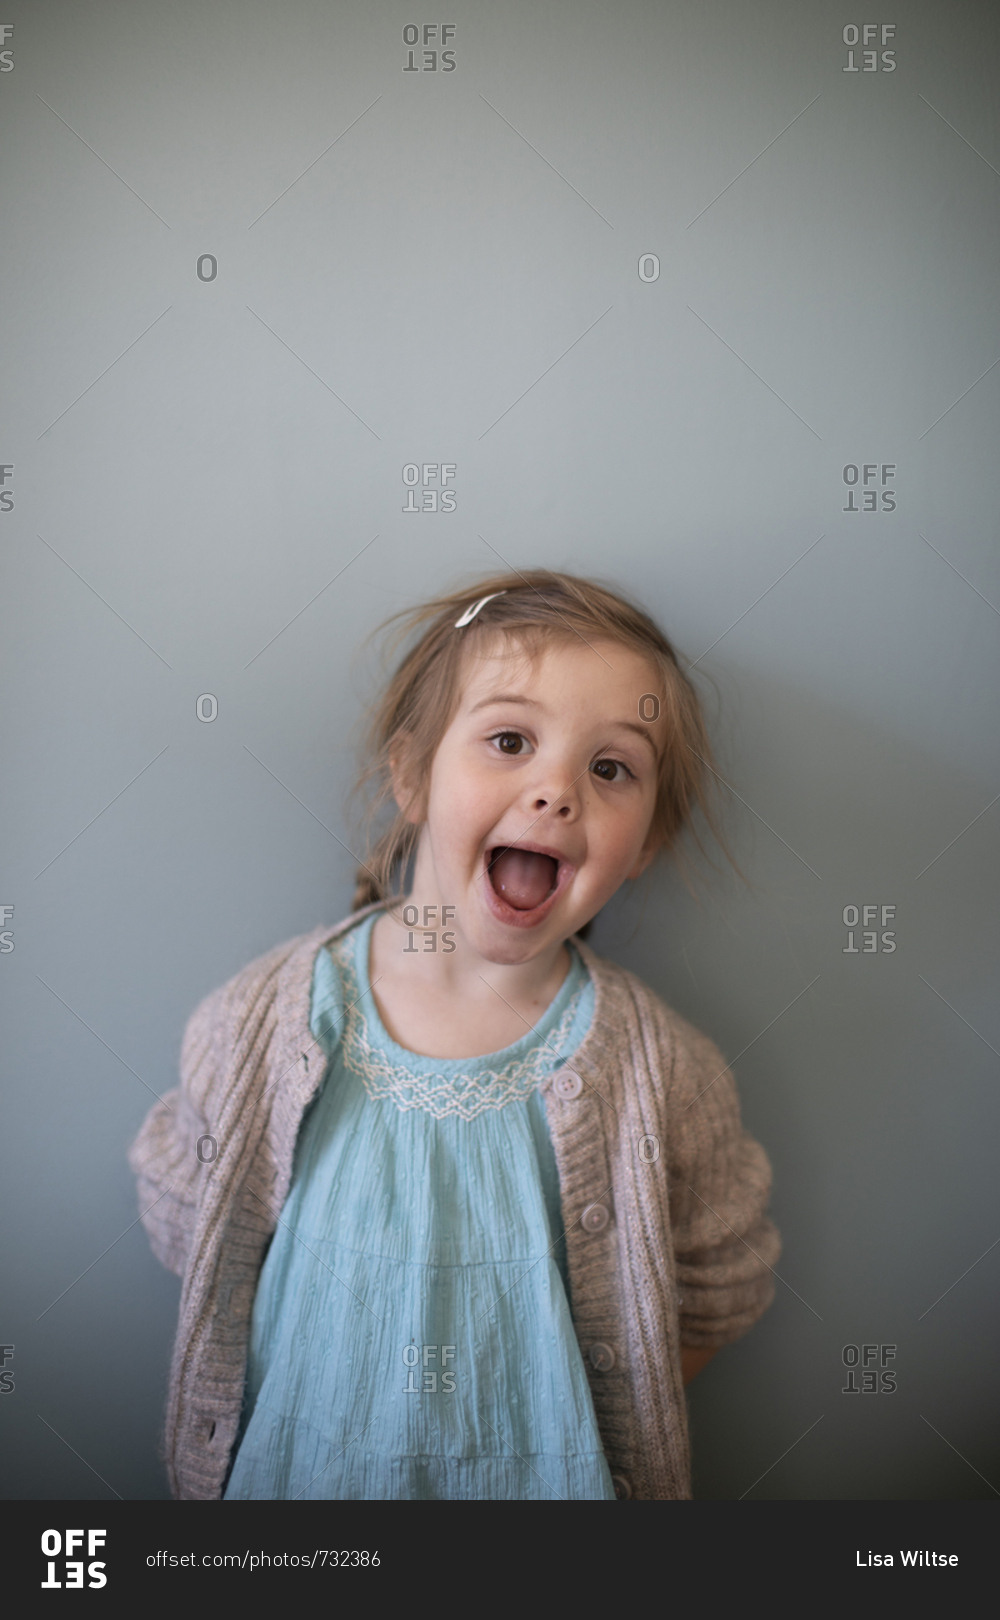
top-left (326, 914), bottom-right (589, 1119)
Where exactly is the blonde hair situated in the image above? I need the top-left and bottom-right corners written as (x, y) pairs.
top-left (348, 568), bottom-right (741, 925)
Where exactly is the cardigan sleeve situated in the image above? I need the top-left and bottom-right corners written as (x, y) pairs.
top-left (663, 1015), bottom-right (781, 1349)
top-left (126, 983), bottom-right (226, 1277)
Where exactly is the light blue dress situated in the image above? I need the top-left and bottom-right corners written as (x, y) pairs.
top-left (223, 910), bottom-right (616, 1500)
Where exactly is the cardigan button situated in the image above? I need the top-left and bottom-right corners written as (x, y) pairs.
top-left (611, 1473), bottom-right (633, 1499)
top-left (588, 1341), bottom-right (616, 1371)
top-left (553, 1070), bottom-right (583, 1100)
top-left (581, 1201), bottom-right (610, 1232)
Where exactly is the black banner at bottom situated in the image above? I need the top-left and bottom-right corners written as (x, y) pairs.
top-left (0, 1498), bottom-right (993, 1604)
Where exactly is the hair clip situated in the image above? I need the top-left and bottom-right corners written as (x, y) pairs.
top-left (454, 590), bottom-right (507, 627)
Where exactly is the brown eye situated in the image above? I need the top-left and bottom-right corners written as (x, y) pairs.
top-left (494, 731), bottom-right (524, 754)
top-left (592, 758), bottom-right (633, 782)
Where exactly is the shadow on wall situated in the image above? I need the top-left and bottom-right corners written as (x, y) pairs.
top-left (596, 666), bottom-right (996, 1500)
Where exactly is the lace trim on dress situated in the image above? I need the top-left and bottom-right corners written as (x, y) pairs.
top-left (329, 932), bottom-right (585, 1120)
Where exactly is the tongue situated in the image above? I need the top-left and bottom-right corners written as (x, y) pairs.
top-left (489, 848), bottom-right (558, 910)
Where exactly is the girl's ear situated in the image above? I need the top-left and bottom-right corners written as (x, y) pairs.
top-left (389, 736), bottom-right (424, 826)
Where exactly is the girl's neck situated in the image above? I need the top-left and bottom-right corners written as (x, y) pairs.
top-left (366, 904), bottom-right (573, 1061)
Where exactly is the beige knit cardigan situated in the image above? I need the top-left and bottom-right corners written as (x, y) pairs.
top-left (128, 900), bottom-right (780, 1501)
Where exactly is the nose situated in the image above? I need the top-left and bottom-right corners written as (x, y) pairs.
top-left (533, 797), bottom-right (574, 818)
top-left (524, 764), bottom-right (584, 821)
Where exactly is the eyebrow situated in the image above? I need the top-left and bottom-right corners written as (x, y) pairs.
top-left (469, 693), bottom-right (659, 756)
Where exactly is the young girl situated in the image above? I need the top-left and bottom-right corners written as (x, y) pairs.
top-left (129, 568), bottom-right (780, 1501)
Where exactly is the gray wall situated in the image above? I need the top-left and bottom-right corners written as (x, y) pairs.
top-left (2, 0), bottom-right (997, 1500)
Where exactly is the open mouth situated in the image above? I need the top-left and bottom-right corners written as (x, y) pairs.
top-left (486, 846), bottom-right (560, 912)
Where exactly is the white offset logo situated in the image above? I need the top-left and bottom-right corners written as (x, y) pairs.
top-left (40, 1529), bottom-right (107, 1589)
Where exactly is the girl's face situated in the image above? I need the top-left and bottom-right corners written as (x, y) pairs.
top-left (399, 633), bottom-right (667, 965)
